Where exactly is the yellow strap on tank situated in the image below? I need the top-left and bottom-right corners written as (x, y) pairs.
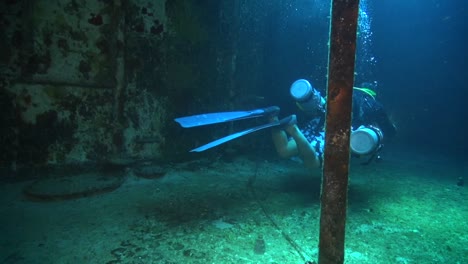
top-left (353, 87), bottom-right (376, 99)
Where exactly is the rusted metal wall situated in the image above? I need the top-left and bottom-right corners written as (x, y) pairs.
top-left (0, 0), bottom-right (172, 168)
top-left (0, 0), bottom-right (274, 171)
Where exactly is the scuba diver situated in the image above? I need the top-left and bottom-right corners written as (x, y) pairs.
top-left (270, 79), bottom-right (396, 169)
top-left (174, 79), bottom-right (396, 168)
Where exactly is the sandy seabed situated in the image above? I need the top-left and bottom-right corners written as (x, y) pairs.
top-left (1, 146), bottom-right (466, 264)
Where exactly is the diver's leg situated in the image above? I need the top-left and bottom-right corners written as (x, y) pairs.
top-left (270, 117), bottom-right (299, 158)
top-left (284, 124), bottom-right (320, 169)
top-left (270, 115), bottom-right (320, 169)
top-left (271, 127), bottom-right (299, 158)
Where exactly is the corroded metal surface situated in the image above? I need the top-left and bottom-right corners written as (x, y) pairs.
top-left (0, 0), bottom-right (171, 165)
top-left (319, 0), bottom-right (360, 263)
top-left (0, 0), bottom-right (284, 168)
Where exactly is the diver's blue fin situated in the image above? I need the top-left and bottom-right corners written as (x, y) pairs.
top-left (190, 115), bottom-right (293, 152)
top-left (174, 106), bottom-right (279, 128)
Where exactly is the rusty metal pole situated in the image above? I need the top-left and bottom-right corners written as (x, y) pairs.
top-left (111, 0), bottom-right (126, 152)
top-left (318, 0), bottom-right (360, 264)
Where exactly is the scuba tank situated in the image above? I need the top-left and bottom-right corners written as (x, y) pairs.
top-left (289, 79), bottom-right (325, 116)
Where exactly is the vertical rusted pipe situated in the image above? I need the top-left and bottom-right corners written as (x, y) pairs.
top-left (318, 0), bottom-right (360, 263)
top-left (112, 0), bottom-right (126, 151)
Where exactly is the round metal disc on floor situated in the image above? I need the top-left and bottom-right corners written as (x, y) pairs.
top-left (23, 172), bottom-right (125, 201)
top-left (133, 164), bottom-right (167, 179)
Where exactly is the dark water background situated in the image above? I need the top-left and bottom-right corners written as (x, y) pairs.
top-left (259, 0), bottom-right (467, 158)
top-left (373, 1), bottom-right (467, 156)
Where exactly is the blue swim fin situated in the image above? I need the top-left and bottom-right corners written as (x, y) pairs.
top-left (174, 106), bottom-right (279, 128)
top-left (189, 115), bottom-right (294, 152)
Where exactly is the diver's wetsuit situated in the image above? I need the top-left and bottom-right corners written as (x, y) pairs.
top-left (351, 90), bottom-right (396, 139)
top-left (299, 89), bottom-right (396, 162)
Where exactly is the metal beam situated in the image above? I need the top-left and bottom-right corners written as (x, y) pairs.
top-left (318, 0), bottom-right (360, 263)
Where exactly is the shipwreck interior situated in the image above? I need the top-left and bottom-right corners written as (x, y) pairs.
top-left (0, 1), bottom-right (466, 264)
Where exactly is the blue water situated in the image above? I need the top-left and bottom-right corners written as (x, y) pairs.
top-left (262, 0), bottom-right (467, 158)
